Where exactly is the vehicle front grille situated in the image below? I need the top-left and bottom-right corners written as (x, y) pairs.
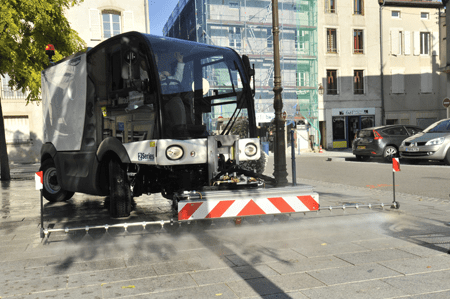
top-left (401, 152), bottom-right (428, 157)
top-left (404, 142), bottom-right (427, 146)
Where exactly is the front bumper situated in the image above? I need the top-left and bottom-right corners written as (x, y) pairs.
top-left (399, 144), bottom-right (447, 160)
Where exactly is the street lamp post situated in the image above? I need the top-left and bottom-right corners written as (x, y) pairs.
top-left (272, 0), bottom-right (288, 186)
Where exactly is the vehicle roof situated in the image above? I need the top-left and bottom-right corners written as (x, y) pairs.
top-left (360, 124), bottom-right (421, 131)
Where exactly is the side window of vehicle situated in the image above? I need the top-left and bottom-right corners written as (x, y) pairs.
top-left (382, 128), bottom-right (394, 135)
top-left (406, 127), bottom-right (420, 135)
top-left (384, 127), bottom-right (406, 136)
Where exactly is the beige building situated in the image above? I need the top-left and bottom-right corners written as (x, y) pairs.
top-left (381, 0), bottom-right (445, 129)
top-left (318, 0), bottom-right (444, 149)
top-left (0, 0), bottom-right (149, 163)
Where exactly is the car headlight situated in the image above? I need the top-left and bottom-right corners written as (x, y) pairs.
top-left (166, 145), bottom-right (184, 160)
top-left (244, 143), bottom-right (257, 157)
top-left (425, 137), bottom-right (444, 146)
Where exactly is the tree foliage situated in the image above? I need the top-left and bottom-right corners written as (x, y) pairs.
top-left (0, 0), bottom-right (85, 102)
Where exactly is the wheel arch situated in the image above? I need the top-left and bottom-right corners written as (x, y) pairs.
top-left (40, 143), bottom-right (57, 163)
top-left (96, 137), bottom-right (131, 164)
top-left (96, 137), bottom-right (131, 194)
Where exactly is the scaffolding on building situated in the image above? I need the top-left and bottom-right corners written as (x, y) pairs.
top-left (163, 0), bottom-right (319, 145)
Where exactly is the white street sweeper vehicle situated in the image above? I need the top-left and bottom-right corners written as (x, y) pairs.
top-left (40, 32), bottom-right (318, 219)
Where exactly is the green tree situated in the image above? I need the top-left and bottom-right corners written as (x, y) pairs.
top-left (0, 0), bottom-right (85, 180)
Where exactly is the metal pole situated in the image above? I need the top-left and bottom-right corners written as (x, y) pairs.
top-left (272, 0), bottom-right (288, 186)
top-left (290, 129), bottom-right (297, 186)
top-left (40, 189), bottom-right (44, 238)
top-left (392, 171), bottom-right (396, 206)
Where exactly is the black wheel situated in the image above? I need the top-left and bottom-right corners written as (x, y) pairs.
top-left (383, 146), bottom-right (398, 162)
top-left (356, 155), bottom-right (370, 161)
top-left (40, 159), bottom-right (74, 202)
top-left (444, 150), bottom-right (450, 165)
top-left (109, 159), bottom-right (132, 218)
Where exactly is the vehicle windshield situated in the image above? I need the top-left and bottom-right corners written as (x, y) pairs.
top-left (146, 35), bottom-right (250, 139)
top-left (424, 119), bottom-right (450, 133)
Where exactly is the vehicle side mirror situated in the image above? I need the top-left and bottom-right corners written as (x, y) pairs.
top-left (242, 55), bottom-right (254, 78)
top-left (242, 55), bottom-right (255, 96)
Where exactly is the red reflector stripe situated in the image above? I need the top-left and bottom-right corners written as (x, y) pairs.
top-left (178, 202), bottom-right (203, 220)
top-left (237, 200), bottom-right (266, 216)
top-left (268, 197), bottom-right (295, 213)
top-left (297, 195), bottom-right (319, 211)
top-left (205, 200), bottom-right (235, 218)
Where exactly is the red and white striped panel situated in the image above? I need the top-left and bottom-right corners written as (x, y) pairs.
top-left (178, 194), bottom-right (319, 221)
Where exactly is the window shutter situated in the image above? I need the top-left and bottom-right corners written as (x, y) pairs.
top-left (404, 31), bottom-right (411, 55)
top-left (432, 32), bottom-right (438, 56)
top-left (391, 30), bottom-right (399, 55)
top-left (392, 69), bottom-right (404, 94)
top-left (89, 9), bottom-right (101, 40)
top-left (421, 70), bottom-right (432, 93)
top-left (123, 11), bottom-right (134, 33)
top-left (4, 116), bottom-right (30, 144)
top-left (413, 31), bottom-right (420, 56)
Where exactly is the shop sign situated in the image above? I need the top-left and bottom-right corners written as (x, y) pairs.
top-left (332, 108), bottom-right (375, 116)
top-left (256, 113), bottom-right (274, 124)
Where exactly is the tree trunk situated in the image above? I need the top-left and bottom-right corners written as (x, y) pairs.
top-left (0, 99), bottom-right (11, 181)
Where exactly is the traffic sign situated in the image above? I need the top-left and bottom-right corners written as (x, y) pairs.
top-left (443, 98), bottom-right (450, 108)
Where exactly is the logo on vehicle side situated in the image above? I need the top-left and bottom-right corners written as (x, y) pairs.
top-left (138, 153), bottom-right (154, 161)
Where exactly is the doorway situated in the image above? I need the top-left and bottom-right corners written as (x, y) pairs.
top-left (347, 116), bottom-right (359, 146)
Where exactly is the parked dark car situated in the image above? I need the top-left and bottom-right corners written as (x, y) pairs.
top-left (352, 125), bottom-right (423, 162)
top-left (399, 118), bottom-right (450, 164)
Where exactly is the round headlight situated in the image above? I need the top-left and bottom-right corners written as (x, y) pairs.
top-left (166, 145), bottom-right (184, 160)
top-left (244, 143), bottom-right (257, 157)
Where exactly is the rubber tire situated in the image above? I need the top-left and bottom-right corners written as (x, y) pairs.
top-left (444, 149), bottom-right (450, 165)
top-left (356, 155), bottom-right (370, 161)
top-left (109, 159), bottom-right (132, 218)
top-left (383, 146), bottom-right (398, 162)
top-left (40, 159), bottom-right (74, 202)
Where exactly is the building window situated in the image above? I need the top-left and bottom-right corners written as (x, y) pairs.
top-left (102, 10), bottom-right (121, 39)
top-left (1, 74), bottom-right (26, 99)
top-left (229, 2), bottom-right (239, 8)
top-left (354, 70), bottom-right (364, 94)
top-left (267, 28), bottom-right (273, 49)
top-left (4, 116), bottom-right (30, 144)
top-left (327, 28), bottom-right (337, 53)
top-left (229, 27), bottom-right (242, 49)
top-left (392, 11), bottom-right (400, 18)
top-left (420, 32), bottom-right (430, 55)
top-left (295, 30), bottom-right (307, 53)
top-left (325, 0), bottom-right (336, 14)
top-left (392, 69), bottom-right (405, 94)
top-left (354, 0), bottom-right (364, 15)
top-left (327, 70), bottom-right (338, 95)
top-left (421, 70), bottom-right (432, 93)
top-left (421, 12), bottom-right (429, 20)
top-left (353, 29), bottom-right (364, 54)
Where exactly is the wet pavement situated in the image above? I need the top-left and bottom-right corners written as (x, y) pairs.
top-left (1, 160), bottom-right (450, 298)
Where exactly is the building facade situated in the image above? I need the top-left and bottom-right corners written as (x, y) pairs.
top-left (163, 0), bottom-right (320, 147)
top-left (0, 0), bottom-right (149, 163)
top-left (164, 0), bottom-right (445, 150)
top-left (381, 0), bottom-right (445, 129)
top-left (319, 0), bottom-right (444, 149)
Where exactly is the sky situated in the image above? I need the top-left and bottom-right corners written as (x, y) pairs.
top-left (148, 0), bottom-right (181, 36)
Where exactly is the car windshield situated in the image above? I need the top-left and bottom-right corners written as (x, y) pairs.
top-left (146, 35), bottom-right (250, 139)
top-left (424, 119), bottom-right (450, 133)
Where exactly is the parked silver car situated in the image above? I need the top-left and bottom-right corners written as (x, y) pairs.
top-left (399, 118), bottom-right (450, 164)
